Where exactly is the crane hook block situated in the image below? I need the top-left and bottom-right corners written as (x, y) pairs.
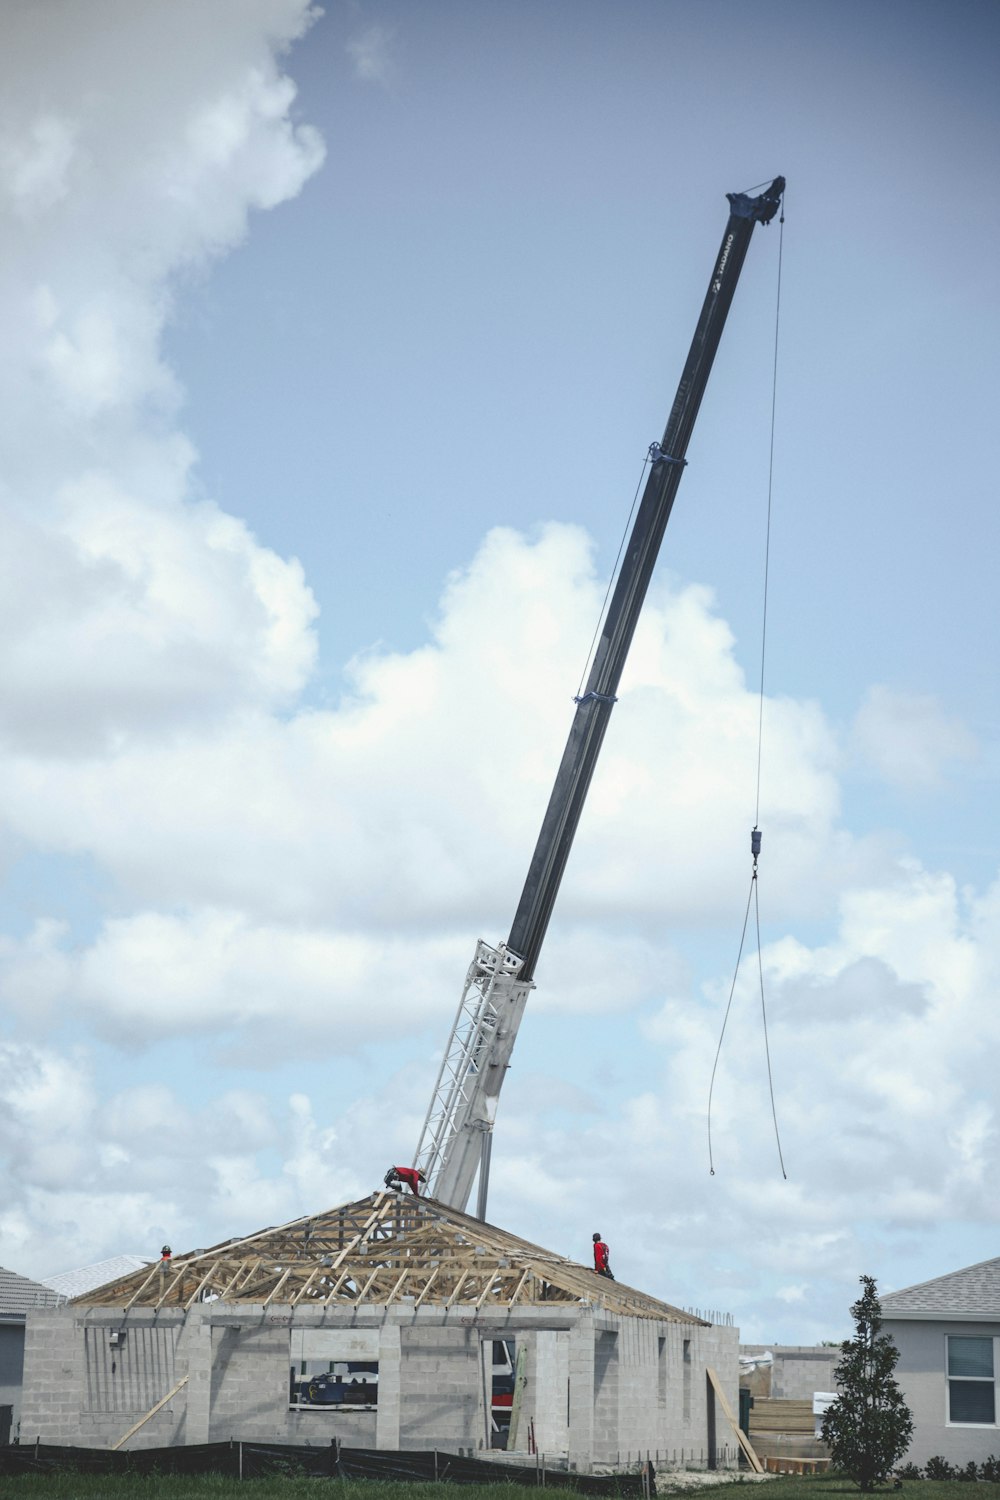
top-left (751, 828), bottom-right (762, 860)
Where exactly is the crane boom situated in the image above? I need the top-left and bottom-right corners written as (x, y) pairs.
top-left (415, 177), bottom-right (785, 1215)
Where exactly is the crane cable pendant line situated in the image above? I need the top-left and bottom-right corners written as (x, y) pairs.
top-left (708, 189), bottom-right (787, 1180)
top-left (573, 443), bottom-right (688, 705)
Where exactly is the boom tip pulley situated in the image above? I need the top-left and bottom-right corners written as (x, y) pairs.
top-left (727, 176), bottom-right (785, 225)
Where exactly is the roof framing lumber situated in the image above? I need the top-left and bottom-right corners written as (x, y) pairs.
top-left (70, 1192), bottom-right (705, 1324)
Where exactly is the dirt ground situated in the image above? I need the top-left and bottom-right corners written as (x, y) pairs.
top-left (657, 1470), bottom-right (776, 1488)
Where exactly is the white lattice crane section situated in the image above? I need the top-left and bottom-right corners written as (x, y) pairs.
top-left (414, 939), bottom-right (532, 1212)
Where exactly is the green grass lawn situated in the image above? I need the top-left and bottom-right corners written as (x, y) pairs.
top-left (4, 1475), bottom-right (1000, 1500)
top-left (688, 1481), bottom-right (1000, 1500)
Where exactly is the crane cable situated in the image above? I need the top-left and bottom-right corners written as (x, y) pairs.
top-left (708, 191), bottom-right (787, 1180)
top-left (574, 455), bottom-right (649, 701)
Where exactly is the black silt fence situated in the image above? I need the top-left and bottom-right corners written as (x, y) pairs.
top-left (0, 1439), bottom-right (652, 1494)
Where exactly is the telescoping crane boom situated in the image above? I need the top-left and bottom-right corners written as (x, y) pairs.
top-left (413, 177), bottom-right (785, 1217)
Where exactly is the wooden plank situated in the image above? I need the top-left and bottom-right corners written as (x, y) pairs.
top-left (123, 1264), bottom-right (161, 1311)
top-left (413, 1265), bottom-right (441, 1309)
top-left (110, 1374), bottom-right (188, 1451)
top-left (183, 1260), bottom-right (223, 1310)
top-left (289, 1264), bottom-right (322, 1305)
top-left (507, 1345), bottom-right (528, 1450)
top-left (445, 1269), bottom-right (471, 1307)
top-left (263, 1266), bottom-right (293, 1307)
top-left (764, 1456), bottom-right (831, 1474)
top-left (707, 1366), bottom-right (764, 1474)
top-left (508, 1267), bottom-right (531, 1306)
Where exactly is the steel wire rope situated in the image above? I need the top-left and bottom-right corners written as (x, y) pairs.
top-left (574, 455), bottom-right (650, 701)
top-left (708, 193), bottom-right (787, 1178)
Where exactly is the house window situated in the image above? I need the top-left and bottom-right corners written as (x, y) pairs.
top-left (948, 1336), bottom-right (996, 1425)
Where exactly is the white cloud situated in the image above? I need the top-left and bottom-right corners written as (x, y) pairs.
top-left (0, 114), bottom-right (78, 218)
top-left (0, 0), bottom-right (324, 759)
top-left (346, 24), bottom-right (397, 86)
top-left (0, 521), bottom-right (880, 1062)
top-left (0, 482), bottom-right (318, 755)
top-left (0, 1039), bottom-right (368, 1275)
top-left (852, 684), bottom-right (977, 790)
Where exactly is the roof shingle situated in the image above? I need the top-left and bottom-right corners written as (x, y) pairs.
top-left (882, 1257), bottom-right (1000, 1318)
top-left (0, 1265), bottom-right (66, 1316)
top-left (41, 1254), bottom-right (153, 1300)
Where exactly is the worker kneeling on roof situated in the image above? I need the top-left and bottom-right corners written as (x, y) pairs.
top-left (384, 1166), bottom-right (426, 1195)
top-left (593, 1232), bottom-right (614, 1279)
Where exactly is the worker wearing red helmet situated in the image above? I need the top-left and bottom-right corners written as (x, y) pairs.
top-left (592, 1232), bottom-right (614, 1278)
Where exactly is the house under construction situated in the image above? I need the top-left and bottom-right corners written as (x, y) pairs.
top-left (21, 1192), bottom-right (740, 1468)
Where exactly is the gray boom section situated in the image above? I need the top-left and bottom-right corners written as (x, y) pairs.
top-left (417, 179), bottom-right (784, 1213)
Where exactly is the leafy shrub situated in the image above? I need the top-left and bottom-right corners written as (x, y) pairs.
top-left (895, 1462), bottom-right (922, 1479)
top-left (924, 1455), bottom-right (957, 1480)
top-left (981, 1455), bottom-right (1000, 1482)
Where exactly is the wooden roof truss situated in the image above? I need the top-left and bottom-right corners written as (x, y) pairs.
top-left (71, 1192), bottom-right (702, 1324)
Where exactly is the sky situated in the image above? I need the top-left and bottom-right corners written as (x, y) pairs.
top-left (0, 0), bottom-right (998, 1345)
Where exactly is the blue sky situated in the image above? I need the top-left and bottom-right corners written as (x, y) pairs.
top-left (0, 0), bottom-right (998, 1345)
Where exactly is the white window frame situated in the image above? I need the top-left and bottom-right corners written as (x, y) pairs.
top-left (946, 1333), bottom-right (999, 1428)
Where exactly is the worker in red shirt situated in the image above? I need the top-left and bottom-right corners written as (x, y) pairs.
top-left (592, 1232), bottom-right (614, 1279)
top-left (384, 1166), bottom-right (426, 1196)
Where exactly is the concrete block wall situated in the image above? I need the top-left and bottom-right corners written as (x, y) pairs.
top-left (773, 1349), bottom-right (838, 1400)
top-left (203, 1315), bottom-right (294, 1442)
top-left (590, 1316), bottom-right (739, 1468)
top-left (740, 1344), bottom-right (839, 1400)
top-left (697, 1322), bottom-right (740, 1468)
top-left (592, 1329), bottom-right (619, 1459)
top-left (399, 1323), bottom-right (481, 1450)
top-left (567, 1311), bottom-right (596, 1463)
top-left (529, 1327), bottom-right (570, 1454)
top-left (21, 1300), bottom-right (739, 1467)
top-left (21, 1309), bottom-right (187, 1449)
top-left (608, 1317), bottom-right (660, 1460)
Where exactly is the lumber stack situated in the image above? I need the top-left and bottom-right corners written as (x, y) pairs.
top-left (746, 1397), bottom-right (829, 1464)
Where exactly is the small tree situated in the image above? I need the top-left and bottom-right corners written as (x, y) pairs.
top-left (821, 1274), bottom-right (914, 1490)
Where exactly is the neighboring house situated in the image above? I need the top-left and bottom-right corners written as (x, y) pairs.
top-left (22, 1191), bottom-right (741, 1468)
top-left (0, 1266), bottom-right (66, 1444)
top-left (882, 1256), bottom-right (1000, 1467)
top-left (41, 1255), bottom-right (153, 1301)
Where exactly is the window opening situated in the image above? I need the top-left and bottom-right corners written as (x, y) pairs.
top-left (290, 1329), bottom-right (379, 1410)
top-left (486, 1338), bottom-right (515, 1448)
